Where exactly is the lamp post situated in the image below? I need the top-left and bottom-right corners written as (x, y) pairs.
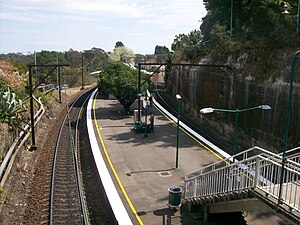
top-left (281, 0), bottom-right (300, 34)
top-left (278, 49), bottom-right (300, 204)
top-left (230, 0), bottom-right (233, 40)
top-left (175, 94), bottom-right (181, 169)
top-left (144, 96), bottom-right (149, 137)
top-left (200, 105), bottom-right (271, 159)
top-left (297, 0), bottom-right (300, 34)
top-left (137, 64), bottom-right (141, 122)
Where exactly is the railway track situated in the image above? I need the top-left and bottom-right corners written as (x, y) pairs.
top-left (49, 89), bottom-right (93, 225)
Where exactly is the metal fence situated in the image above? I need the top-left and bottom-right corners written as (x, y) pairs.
top-left (184, 146), bottom-right (300, 214)
top-left (0, 95), bottom-right (45, 186)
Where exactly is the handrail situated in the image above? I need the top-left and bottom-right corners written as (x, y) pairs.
top-left (279, 146), bottom-right (300, 163)
top-left (184, 147), bottom-right (300, 217)
top-left (184, 146), bottom-right (299, 181)
top-left (0, 95), bottom-right (45, 184)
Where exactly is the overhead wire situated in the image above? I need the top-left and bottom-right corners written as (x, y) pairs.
top-left (153, 68), bottom-right (232, 152)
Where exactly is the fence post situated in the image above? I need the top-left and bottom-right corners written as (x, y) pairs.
top-left (254, 157), bottom-right (260, 187)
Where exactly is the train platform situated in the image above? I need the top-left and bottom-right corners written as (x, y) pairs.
top-left (86, 90), bottom-right (290, 225)
top-left (87, 91), bottom-right (223, 225)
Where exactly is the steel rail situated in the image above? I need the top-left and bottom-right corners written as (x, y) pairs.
top-left (49, 89), bottom-right (94, 225)
top-left (73, 92), bottom-right (92, 225)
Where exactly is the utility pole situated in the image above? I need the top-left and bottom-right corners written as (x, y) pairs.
top-left (27, 64), bottom-right (69, 150)
top-left (81, 52), bottom-right (84, 90)
top-left (28, 68), bottom-right (37, 151)
top-left (57, 53), bottom-right (62, 103)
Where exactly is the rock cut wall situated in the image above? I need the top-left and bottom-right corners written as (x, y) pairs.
top-left (166, 55), bottom-right (300, 153)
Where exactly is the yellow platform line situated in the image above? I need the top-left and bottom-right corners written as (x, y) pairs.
top-left (154, 104), bottom-right (229, 164)
top-left (92, 94), bottom-right (144, 225)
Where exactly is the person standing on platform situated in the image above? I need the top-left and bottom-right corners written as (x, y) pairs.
top-left (149, 113), bottom-right (154, 132)
top-left (149, 95), bottom-right (153, 106)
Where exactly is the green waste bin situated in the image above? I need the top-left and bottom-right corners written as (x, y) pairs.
top-left (168, 187), bottom-right (182, 208)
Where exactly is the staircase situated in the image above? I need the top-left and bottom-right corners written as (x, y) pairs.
top-left (183, 146), bottom-right (300, 224)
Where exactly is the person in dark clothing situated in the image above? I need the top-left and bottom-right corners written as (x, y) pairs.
top-left (149, 95), bottom-right (153, 106)
top-left (149, 113), bottom-right (154, 132)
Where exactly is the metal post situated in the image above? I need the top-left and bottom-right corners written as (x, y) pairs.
top-left (137, 64), bottom-right (141, 122)
top-left (176, 95), bottom-right (181, 169)
top-left (56, 52), bottom-right (59, 87)
top-left (297, 0), bottom-right (300, 35)
top-left (26, 63), bottom-right (69, 151)
top-left (230, 0), bottom-right (233, 40)
top-left (81, 52), bottom-right (84, 90)
top-left (28, 67), bottom-right (37, 151)
top-left (278, 49), bottom-right (300, 204)
top-left (144, 97), bottom-right (148, 137)
top-left (233, 110), bottom-right (239, 158)
top-left (58, 66), bottom-right (61, 103)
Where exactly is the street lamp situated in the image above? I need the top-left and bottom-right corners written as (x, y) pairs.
top-left (175, 94), bottom-right (182, 169)
top-left (281, 0), bottom-right (300, 34)
top-left (200, 105), bottom-right (271, 159)
top-left (278, 49), bottom-right (300, 204)
top-left (281, 1), bottom-right (289, 14)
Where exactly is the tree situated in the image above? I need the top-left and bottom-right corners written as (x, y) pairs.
top-left (201, 0), bottom-right (289, 40)
top-left (98, 62), bottom-right (138, 113)
top-left (65, 49), bottom-right (82, 67)
top-left (171, 30), bottom-right (204, 61)
top-left (109, 46), bottom-right (135, 64)
top-left (154, 45), bottom-right (170, 55)
top-left (115, 41), bottom-right (124, 48)
top-left (61, 67), bottom-right (81, 87)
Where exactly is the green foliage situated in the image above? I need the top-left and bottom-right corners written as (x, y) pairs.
top-left (201, 0), bottom-right (297, 40)
top-left (61, 67), bottom-right (81, 87)
top-left (65, 49), bottom-right (82, 67)
top-left (34, 91), bottom-right (49, 105)
top-left (82, 48), bottom-right (109, 73)
top-left (115, 41), bottom-right (124, 48)
top-left (33, 51), bottom-right (65, 84)
top-left (98, 62), bottom-right (139, 113)
top-left (0, 89), bottom-right (26, 127)
top-left (170, 0), bottom-right (300, 62)
top-left (23, 48), bottom-right (109, 88)
top-left (209, 24), bottom-right (230, 47)
top-left (171, 30), bottom-right (204, 61)
top-left (109, 46), bottom-right (135, 63)
top-left (10, 60), bottom-right (28, 75)
top-left (154, 45), bottom-right (170, 55)
top-left (0, 79), bottom-right (8, 91)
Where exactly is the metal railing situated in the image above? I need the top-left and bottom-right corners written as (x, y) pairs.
top-left (184, 146), bottom-right (300, 215)
top-left (280, 146), bottom-right (300, 164)
top-left (0, 96), bottom-right (45, 185)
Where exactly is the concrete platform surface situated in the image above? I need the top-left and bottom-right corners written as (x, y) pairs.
top-left (90, 96), bottom-right (293, 225)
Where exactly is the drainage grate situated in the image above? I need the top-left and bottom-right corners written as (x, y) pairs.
top-left (158, 171), bottom-right (172, 177)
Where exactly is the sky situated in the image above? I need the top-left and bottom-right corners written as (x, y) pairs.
top-left (0, 0), bottom-right (207, 55)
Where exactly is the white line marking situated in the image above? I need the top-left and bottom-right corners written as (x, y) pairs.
top-left (87, 89), bottom-right (133, 225)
